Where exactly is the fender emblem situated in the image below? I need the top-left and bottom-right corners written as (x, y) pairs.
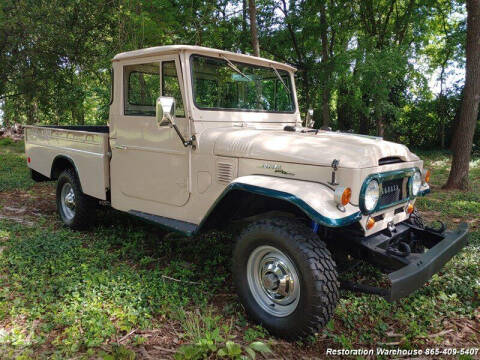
top-left (260, 163), bottom-right (295, 176)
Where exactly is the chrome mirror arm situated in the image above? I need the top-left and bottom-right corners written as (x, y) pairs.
top-left (171, 122), bottom-right (195, 147)
top-left (156, 96), bottom-right (195, 148)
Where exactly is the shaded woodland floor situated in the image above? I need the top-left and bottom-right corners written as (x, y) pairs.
top-left (0, 142), bottom-right (479, 359)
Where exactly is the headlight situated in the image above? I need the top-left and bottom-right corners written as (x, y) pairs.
top-left (364, 179), bottom-right (380, 211)
top-left (412, 170), bottom-right (422, 196)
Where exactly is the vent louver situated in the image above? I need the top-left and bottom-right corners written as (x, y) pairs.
top-left (378, 156), bottom-right (404, 166)
top-left (216, 162), bottom-right (234, 183)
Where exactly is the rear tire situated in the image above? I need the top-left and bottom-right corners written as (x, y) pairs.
top-left (232, 217), bottom-right (339, 340)
top-left (56, 168), bottom-right (95, 230)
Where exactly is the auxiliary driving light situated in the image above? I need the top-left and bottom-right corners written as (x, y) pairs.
top-left (406, 203), bottom-right (414, 214)
top-left (366, 217), bottom-right (375, 230)
top-left (334, 186), bottom-right (352, 206)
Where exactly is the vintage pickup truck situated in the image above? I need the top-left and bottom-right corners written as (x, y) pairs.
top-left (25, 45), bottom-right (468, 340)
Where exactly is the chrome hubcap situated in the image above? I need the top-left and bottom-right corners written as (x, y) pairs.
top-left (61, 183), bottom-right (76, 220)
top-left (247, 245), bottom-right (300, 317)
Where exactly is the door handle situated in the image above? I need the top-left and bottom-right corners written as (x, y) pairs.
top-left (114, 145), bottom-right (127, 150)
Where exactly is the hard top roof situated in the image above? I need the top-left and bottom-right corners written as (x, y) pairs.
top-left (112, 45), bottom-right (296, 72)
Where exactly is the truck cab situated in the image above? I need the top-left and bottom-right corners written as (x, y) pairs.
top-left (108, 46), bottom-right (303, 230)
top-left (25, 45), bottom-right (468, 340)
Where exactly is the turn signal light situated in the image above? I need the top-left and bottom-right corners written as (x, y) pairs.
top-left (334, 186), bottom-right (352, 206)
top-left (341, 188), bottom-right (352, 206)
top-left (423, 169), bottom-right (431, 183)
top-left (366, 217), bottom-right (375, 230)
top-left (406, 203), bottom-right (414, 214)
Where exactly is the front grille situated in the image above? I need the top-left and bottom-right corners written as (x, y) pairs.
top-left (378, 178), bottom-right (404, 207)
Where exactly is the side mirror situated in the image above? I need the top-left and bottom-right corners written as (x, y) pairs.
top-left (156, 96), bottom-right (194, 148)
top-left (156, 96), bottom-right (176, 126)
top-left (305, 109), bottom-right (314, 128)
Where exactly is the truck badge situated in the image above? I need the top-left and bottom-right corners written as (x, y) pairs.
top-left (260, 163), bottom-right (295, 176)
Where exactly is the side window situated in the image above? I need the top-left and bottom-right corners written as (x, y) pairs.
top-left (124, 62), bottom-right (159, 116)
top-left (162, 61), bottom-right (185, 117)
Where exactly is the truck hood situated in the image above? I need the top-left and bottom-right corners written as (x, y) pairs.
top-left (208, 128), bottom-right (419, 168)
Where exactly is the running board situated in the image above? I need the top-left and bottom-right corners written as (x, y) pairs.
top-left (128, 210), bottom-right (198, 236)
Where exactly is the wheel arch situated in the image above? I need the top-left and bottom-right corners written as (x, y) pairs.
top-left (51, 155), bottom-right (82, 191)
top-left (198, 175), bottom-right (362, 233)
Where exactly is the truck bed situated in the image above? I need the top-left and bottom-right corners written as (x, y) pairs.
top-left (43, 125), bottom-right (109, 133)
top-left (24, 125), bottom-right (111, 200)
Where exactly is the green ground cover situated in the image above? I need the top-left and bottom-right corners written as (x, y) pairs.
top-left (0, 142), bottom-right (478, 359)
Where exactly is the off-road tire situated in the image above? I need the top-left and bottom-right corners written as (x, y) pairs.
top-left (232, 217), bottom-right (339, 340)
top-left (56, 168), bottom-right (95, 230)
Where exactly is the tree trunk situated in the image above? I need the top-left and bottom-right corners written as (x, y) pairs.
top-left (320, 2), bottom-right (330, 128)
top-left (444, 0), bottom-right (480, 190)
top-left (337, 80), bottom-right (352, 131)
top-left (25, 95), bottom-right (35, 125)
top-left (359, 93), bottom-right (370, 134)
top-left (359, 114), bottom-right (369, 134)
top-left (248, 0), bottom-right (260, 57)
top-left (241, 0), bottom-right (247, 53)
top-left (440, 122), bottom-right (445, 148)
top-left (376, 114), bottom-right (385, 138)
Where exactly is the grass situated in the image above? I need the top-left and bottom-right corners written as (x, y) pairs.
top-left (0, 140), bottom-right (34, 192)
top-left (0, 140), bottom-right (479, 359)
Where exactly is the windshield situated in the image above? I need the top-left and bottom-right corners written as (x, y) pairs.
top-left (191, 55), bottom-right (295, 113)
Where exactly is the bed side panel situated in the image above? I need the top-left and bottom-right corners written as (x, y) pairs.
top-left (25, 126), bottom-right (109, 200)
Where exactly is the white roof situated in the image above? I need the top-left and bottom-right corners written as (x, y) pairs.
top-left (112, 45), bottom-right (296, 71)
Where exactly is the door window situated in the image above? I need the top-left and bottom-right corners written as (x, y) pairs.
top-left (162, 61), bottom-right (185, 117)
top-left (124, 62), bottom-right (159, 116)
top-left (123, 61), bottom-right (185, 118)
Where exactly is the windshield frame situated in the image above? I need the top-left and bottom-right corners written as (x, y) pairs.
top-left (189, 54), bottom-right (297, 114)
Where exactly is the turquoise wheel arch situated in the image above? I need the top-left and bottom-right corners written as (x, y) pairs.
top-left (198, 182), bottom-right (362, 231)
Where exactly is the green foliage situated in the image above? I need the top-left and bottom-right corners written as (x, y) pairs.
top-left (1, 138), bottom-right (479, 357)
top-left (175, 336), bottom-right (271, 360)
top-left (0, 146), bottom-right (34, 191)
top-left (0, 0), bottom-right (470, 149)
top-left (243, 326), bottom-right (268, 343)
top-left (173, 309), bottom-right (271, 359)
top-left (0, 138), bottom-right (24, 153)
top-left (104, 344), bottom-right (136, 360)
top-left (0, 212), bottom-right (234, 357)
top-left (0, 138), bottom-right (14, 146)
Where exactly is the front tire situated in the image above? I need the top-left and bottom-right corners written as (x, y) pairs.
top-left (56, 168), bottom-right (95, 230)
top-left (232, 217), bottom-right (339, 340)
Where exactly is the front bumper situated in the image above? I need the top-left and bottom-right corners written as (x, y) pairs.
top-left (341, 221), bottom-right (469, 301)
top-left (387, 223), bottom-right (468, 301)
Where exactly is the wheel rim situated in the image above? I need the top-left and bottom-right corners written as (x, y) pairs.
top-left (60, 182), bottom-right (76, 221)
top-left (247, 245), bottom-right (300, 317)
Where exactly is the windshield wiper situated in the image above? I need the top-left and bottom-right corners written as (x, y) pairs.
top-left (271, 66), bottom-right (291, 95)
top-left (221, 55), bottom-right (252, 82)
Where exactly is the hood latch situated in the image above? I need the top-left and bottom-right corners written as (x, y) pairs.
top-left (329, 159), bottom-right (340, 185)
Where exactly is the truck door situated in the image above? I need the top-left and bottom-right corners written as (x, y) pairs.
top-left (110, 55), bottom-right (190, 211)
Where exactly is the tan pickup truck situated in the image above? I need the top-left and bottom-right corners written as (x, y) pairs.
top-left (25, 45), bottom-right (468, 340)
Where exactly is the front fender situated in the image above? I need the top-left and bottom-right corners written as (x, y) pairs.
top-left (207, 175), bottom-right (362, 228)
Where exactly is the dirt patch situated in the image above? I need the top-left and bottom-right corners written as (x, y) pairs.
top-left (434, 315), bottom-right (480, 348)
top-left (133, 323), bottom-right (184, 359)
top-left (0, 183), bottom-right (56, 225)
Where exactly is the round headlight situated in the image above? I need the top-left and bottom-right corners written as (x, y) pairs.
top-left (412, 170), bottom-right (422, 196)
top-left (364, 179), bottom-right (380, 211)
